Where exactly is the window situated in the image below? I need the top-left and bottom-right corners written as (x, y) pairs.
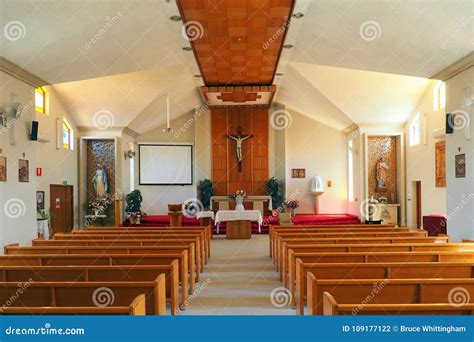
top-left (35, 87), bottom-right (46, 114)
top-left (62, 118), bottom-right (74, 150)
top-left (409, 112), bottom-right (421, 146)
top-left (433, 80), bottom-right (446, 111)
top-left (348, 140), bottom-right (354, 202)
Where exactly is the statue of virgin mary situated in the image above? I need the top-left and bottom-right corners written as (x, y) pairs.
top-left (92, 164), bottom-right (108, 198)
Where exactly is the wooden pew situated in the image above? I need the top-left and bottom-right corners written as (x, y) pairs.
top-left (0, 253), bottom-right (190, 306)
top-left (0, 263), bottom-right (180, 314)
top-left (283, 242), bottom-right (474, 287)
top-left (55, 232), bottom-right (207, 269)
top-left (0, 274), bottom-right (167, 315)
top-left (11, 241), bottom-right (199, 286)
top-left (71, 227), bottom-right (211, 260)
top-left (0, 294), bottom-right (146, 315)
top-left (269, 224), bottom-right (398, 256)
top-left (322, 292), bottom-right (474, 316)
top-left (296, 260), bottom-right (474, 314)
top-left (275, 235), bottom-right (449, 275)
top-left (306, 276), bottom-right (474, 315)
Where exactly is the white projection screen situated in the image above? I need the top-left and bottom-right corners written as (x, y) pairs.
top-left (139, 144), bottom-right (193, 185)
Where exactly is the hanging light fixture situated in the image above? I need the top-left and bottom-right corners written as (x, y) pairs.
top-left (163, 93), bottom-right (173, 133)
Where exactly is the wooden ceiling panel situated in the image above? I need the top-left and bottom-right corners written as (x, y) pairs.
top-left (177, 0), bottom-right (294, 86)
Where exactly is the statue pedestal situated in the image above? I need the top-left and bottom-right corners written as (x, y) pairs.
top-left (310, 191), bottom-right (324, 214)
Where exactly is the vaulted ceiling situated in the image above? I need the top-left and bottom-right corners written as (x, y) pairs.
top-left (1, 0), bottom-right (472, 133)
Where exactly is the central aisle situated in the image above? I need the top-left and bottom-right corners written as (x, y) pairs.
top-left (182, 235), bottom-right (294, 315)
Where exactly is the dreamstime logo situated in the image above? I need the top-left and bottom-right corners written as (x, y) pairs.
top-left (448, 110), bottom-right (470, 131)
top-left (182, 198), bottom-right (204, 218)
top-left (92, 287), bottom-right (115, 307)
top-left (3, 198), bottom-right (26, 219)
top-left (174, 278), bottom-right (211, 314)
top-left (3, 21), bottom-right (26, 41)
top-left (92, 110), bottom-right (115, 130)
top-left (448, 287), bottom-right (470, 307)
top-left (181, 21), bottom-right (203, 42)
top-left (1, 278), bottom-right (33, 311)
top-left (359, 198), bottom-right (381, 221)
top-left (359, 21), bottom-right (382, 41)
top-left (270, 110), bottom-right (292, 130)
top-left (352, 281), bottom-right (387, 315)
top-left (270, 287), bottom-right (292, 308)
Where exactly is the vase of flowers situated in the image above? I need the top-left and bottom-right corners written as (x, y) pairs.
top-left (284, 199), bottom-right (299, 217)
top-left (229, 189), bottom-right (246, 211)
top-left (88, 197), bottom-right (109, 216)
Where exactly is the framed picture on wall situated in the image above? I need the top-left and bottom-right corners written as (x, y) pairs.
top-left (0, 156), bottom-right (6, 182)
top-left (455, 154), bottom-right (466, 178)
top-left (18, 159), bottom-right (29, 182)
top-left (36, 191), bottom-right (45, 210)
top-left (291, 169), bottom-right (305, 178)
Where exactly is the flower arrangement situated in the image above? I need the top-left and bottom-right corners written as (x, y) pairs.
top-left (284, 199), bottom-right (299, 209)
top-left (228, 189), bottom-right (246, 199)
top-left (88, 197), bottom-right (110, 215)
top-left (125, 190), bottom-right (147, 224)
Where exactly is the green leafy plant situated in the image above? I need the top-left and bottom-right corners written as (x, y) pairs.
top-left (267, 177), bottom-right (283, 209)
top-left (125, 190), bottom-right (146, 218)
top-left (37, 209), bottom-right (49, 220)
top-left (198, 179), bottom-right (214, 210)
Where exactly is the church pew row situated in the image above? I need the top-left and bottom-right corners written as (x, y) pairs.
top-left (269, 224), bottom-right (398, 256)
top-left (81, 226), bottom-right (212, 256)
top-left (283, 242), bottom-right (474, 287)
top-left (0, 274), bottom-right (167, 315)
top-left (0, 263), bottom-right (180, 314)
top-left (0, 294), bottom-right (146, 316)
top-left (0, 253), bottom-right (190, 306)
top-left (275, 235), bottom-right (449, 275)
top-left (71, 227), bottom-right (211, 260)
top-left (296, 259), bottom-right (474, 314)
top-left (272, 230), bottom-right (429, 265)
top-left (306, 276), bottom-right (474, 315)
top-left (322, 292), bottom-right (474, 316)
top-left (54, 232), bottom-right (207, 269)
top-left (25, 240), bottom-right (200, 285)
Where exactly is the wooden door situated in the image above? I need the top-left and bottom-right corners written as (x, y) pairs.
top-left (415, 181), bottom-right (422, 229)
top-left (50, 184), bottom-right (74, 234)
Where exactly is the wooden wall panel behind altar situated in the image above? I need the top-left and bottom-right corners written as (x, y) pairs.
top-left (367, 136), bottom-right (398, 203)
top-left (86, 139), bottom-right (116, 226)
top-left (211, 107), bottom-right (269, 196)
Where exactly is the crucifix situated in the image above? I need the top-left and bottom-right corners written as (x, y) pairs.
top-left (226, 126), bottom-right (253, 172)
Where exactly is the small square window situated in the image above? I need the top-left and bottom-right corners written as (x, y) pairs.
top-left (409, 113), bottom-right (421, 146)
top-left (63, 118), bottom-right (74, 150)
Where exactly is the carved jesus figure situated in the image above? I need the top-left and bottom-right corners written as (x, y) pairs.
top-left (227, 127), bottom-right (253, 170)
top-left (376, 157), bottom-right (389, 191)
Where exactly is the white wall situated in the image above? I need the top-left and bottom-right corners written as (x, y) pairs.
top-left (404, 81), bottom-right (447, 228)
top-left (445, 66), bottom-right (474, 242)
top-left (285, 108), bottom-right (348, 214)
top-left (135, 113), bottom-right (197, 214)
top-left (0, 71), bottom-right (78, 248)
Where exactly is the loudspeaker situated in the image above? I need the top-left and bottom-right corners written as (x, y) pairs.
top-left (446, 113), bottom-right (454, 134)
top-left (30, 121), bottom-right (39, 141)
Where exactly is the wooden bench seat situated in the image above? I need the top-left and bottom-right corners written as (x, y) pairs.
top-left (275, 235), bottom-right (449, 274)
top-left (0, 253), bottom-right (190, 306)
top-left (322, 292), bottom-right (474, 316)
top-left (307, 276), bottom-right (474, 315)
top-left (296, 260), bottom-right (474, 314)
top-left (0, 263), bottom-right (180, 314)
top-left (283, 242), bottom-right (474, 286)
top-left (0, 294), bottom-right (146, 315)
top-left (0, 274), bottom-right (167, 315)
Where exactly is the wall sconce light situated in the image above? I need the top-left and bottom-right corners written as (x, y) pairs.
top-left (124, 150), bottom-right (136, 160)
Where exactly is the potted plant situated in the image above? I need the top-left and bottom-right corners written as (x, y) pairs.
top-left (284, 199), bottom-right (299, 217)
top-left (267, 177), bottom-right (283, 209)
top-left (229, 189), bottom-right (246, 211)
top-left (198, 179), bottom-right (213, 210)
top-left (125, 190), bottom-right (146, 224)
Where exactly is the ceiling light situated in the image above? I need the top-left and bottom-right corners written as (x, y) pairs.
top-left (283, 44), bottom-right (293, 49)
top-left (292, 13), bottom-right (304, 19)
top-left (163, 93), bottom-right (173, 134)
top-left (170, 15), bottom-right (182, 22)
top-left (182, 47), bottom-right (192, 51)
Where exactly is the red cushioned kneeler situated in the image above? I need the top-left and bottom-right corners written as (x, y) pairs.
top-left (423, 215), bottom-right (447, 236)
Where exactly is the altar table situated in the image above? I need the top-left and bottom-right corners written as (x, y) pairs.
top-left (215, 210), bottom-right (263, 237)
top-left (210, 196), bottom-right (272, 215)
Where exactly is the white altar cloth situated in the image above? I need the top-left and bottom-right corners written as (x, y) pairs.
top-left (196, 211), bottom-right (215, 220)
top-left (215, 210), bottom-right (263, 233)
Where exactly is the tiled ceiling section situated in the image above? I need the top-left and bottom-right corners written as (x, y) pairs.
top-left (177, 0), bottom-right (295, 86)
